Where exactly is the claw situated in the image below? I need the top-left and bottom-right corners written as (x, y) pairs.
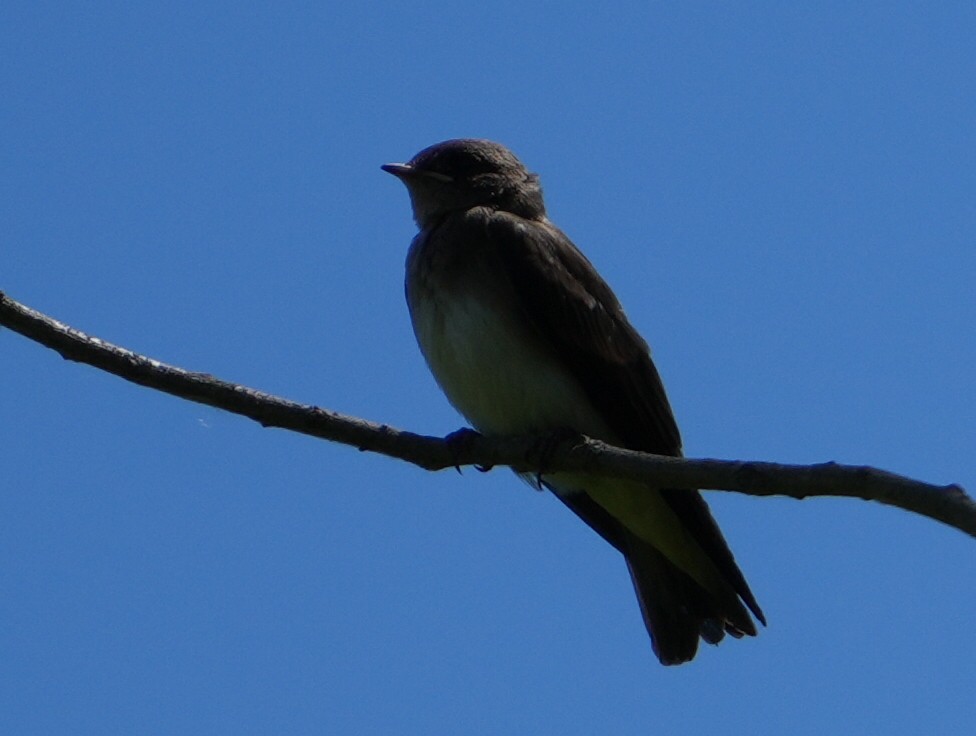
top-left (530, 427), bottom-right (584, 488)
top-left (444, 427), bottom-right (484, 474)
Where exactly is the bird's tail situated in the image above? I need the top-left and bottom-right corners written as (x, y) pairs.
top-left (623, 533), bottom-right (758, 666)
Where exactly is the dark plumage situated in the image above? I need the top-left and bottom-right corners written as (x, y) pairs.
top-left (384, 139), bottom-right (764, 665)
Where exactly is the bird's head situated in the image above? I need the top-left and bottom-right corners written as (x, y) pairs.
top-left (382, 139), bottom-right (545, 228)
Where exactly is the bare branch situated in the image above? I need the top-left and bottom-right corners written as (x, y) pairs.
top-left (2, 290), bottom-right (973, 539)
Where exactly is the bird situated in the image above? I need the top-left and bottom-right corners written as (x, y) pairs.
top-left (382, 138), bottom-right (764, 665)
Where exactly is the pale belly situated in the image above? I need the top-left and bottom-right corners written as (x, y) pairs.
top-left (409, 290), bottom-right (615, 441)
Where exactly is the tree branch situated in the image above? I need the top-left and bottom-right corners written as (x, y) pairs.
top-left (2, 290), bottom-right (973, 539)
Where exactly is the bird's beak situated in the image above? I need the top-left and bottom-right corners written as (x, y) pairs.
top-left (381, 163), bottom-right (414, 178)
top-left (381, 163), bottom-right (453, 183)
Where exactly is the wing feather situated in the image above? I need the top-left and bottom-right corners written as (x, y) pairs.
top-left (473, 209), bottom-right (765, 630)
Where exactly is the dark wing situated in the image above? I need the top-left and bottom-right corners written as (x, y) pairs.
top-left (488, 214), bottom-right (682, 456)
top-left (472, 208), bottom-right (766, 641)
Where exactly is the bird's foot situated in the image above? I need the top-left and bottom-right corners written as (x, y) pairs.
top-left (444, 427), bottom-right (491, 474)
top-left (528, 427), bottom-right (585, 489)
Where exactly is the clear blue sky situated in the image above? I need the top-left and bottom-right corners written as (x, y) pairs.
top-left (2, 3), bottom-right (974, 734)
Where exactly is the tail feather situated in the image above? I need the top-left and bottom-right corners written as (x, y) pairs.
top-left (547, 482), bottom-right (764, 665)
top-left (623, 534), bottom-right (757, 666)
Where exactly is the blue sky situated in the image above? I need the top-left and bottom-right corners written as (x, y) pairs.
top-left (2, 2), bottom-right (974, 734)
